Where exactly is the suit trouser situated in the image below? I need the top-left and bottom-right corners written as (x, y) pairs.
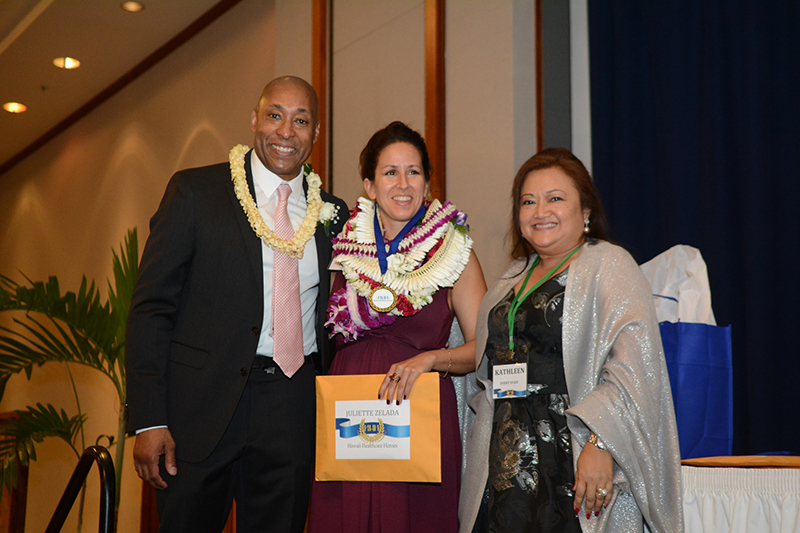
top-left (156, 357), bottom-right (316, 533)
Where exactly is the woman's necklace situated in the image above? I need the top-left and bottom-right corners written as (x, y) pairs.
top-left (367, 203), bottom-right (428, 312)
top-left (506, 245), bottom-right (582, 357)
top-left (332, 197), bottom-right (472, 314)
top-left (325, 198), bottom-right (473, 342)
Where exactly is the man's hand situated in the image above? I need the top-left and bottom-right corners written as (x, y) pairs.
top-left (133, 427), bottom-right (177, 489)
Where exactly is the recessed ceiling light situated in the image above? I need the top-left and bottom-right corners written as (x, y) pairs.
top-left (121, 1), bottom-right (145, 12)
top-left (3, 102), bottom-right (27, 113)
top-left (53, 57), bottom-right (81, 69)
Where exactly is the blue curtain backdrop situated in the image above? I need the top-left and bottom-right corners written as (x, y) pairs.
top-left (588, 1), bottom-right (800, 454)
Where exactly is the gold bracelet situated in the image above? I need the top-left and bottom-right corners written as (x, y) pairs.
top-left (588, 432), bottom-right (607, 451)
top-left (440, 348), bottom-right (452, 378)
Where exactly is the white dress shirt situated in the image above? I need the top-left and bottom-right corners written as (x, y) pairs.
top-left (250, 151), bottom-right (319, 357)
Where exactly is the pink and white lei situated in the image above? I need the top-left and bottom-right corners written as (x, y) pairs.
top-left (325, 197), bottom-right (473, 342)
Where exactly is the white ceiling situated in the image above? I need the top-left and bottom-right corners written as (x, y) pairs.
top-left (0, 0), bottom-right (228, 174)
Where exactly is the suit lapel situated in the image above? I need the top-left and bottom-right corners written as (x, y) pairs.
top-left (300, 177), bottom-right (331, 277)
top-left (308, 178), bottom-right (333, 373)
top-left (227, 150), bottom-right (264, 294)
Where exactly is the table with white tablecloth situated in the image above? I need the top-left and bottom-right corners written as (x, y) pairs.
top-left (681, 457), bottom-right (800, 533)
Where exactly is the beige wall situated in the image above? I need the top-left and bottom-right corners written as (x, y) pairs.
top-left (446, 0), bottom-right (527, 285)
top-left (0, 0), bottom-right (548, 530)
top-left (330, 0), bottom-right (426, 207)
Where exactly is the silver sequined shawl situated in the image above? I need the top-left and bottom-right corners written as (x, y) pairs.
top-left (459, 241), bottom-right (683, 533)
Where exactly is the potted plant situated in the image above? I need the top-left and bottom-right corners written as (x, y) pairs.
top-left (0, 228), bottom-right (138, 531)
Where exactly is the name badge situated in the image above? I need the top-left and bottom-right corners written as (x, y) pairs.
top-left (492, 363), bottom-right (528, 399)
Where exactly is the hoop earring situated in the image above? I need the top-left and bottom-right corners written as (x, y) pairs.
top-left (584, 218), bottom-right (590, 234)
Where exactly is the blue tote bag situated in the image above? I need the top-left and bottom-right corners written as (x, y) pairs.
top-left (660, 321), bottom-right (733, 459)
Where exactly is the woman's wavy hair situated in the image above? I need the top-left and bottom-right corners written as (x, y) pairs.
top-left (359, 121), bottom-right (432, 183)
top-left (509, 148), bottom-right (610, 261)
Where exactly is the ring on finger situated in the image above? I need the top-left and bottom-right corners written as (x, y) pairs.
top-left (389, 373), bottom-right (400, 383)
top-left (596, 487), bottom-right (608, 497)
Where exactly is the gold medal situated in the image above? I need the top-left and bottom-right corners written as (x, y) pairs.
top-left (369, 286), bottom-right (397, 313)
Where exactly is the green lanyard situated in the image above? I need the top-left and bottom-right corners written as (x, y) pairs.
top-left (507, 246), bottom-right (581, 356)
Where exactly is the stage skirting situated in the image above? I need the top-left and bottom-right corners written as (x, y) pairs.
top-left (682, 464), bottom-right (800, 533)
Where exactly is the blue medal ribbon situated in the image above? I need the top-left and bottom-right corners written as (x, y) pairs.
top-left (373, 203), bottom-right (427, 275)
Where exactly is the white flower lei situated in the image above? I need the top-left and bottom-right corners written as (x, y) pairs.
top-left (334, 197), bottom-right (473, 315)
top-left (229, 144), bottom-right (323, 258)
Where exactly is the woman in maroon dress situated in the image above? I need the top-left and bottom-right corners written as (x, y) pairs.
top-left (308, 122), bottom-right (486, 532)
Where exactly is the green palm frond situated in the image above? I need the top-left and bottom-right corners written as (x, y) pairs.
top-left (0, 374), bottom-right (9, 402)
top-left (0, 228), bottom-right (139, 520)
top-left (0, 403), bottom-right (86, 495)
top-left (108, 229), bottom-right (138, 329)
top-left (0, 229), bottom-right (138, 404)
top-left (0, 274), bottom-right (120, 359)
top-left (106, 228), bottom-right (138, 394)
top-left (0, 315), bottom-right (109, 376)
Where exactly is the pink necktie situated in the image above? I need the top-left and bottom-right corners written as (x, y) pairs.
top-left (272, 183), bottom-right (305, 377)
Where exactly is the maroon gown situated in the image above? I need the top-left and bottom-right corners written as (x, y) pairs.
top-left (308, 274), bottom-right (461, 533)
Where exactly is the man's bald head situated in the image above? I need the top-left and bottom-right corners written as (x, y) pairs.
top-left (257, 76), bottom-right (319, 126)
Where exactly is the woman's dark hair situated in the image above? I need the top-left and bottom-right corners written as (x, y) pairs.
top-left (359, 121), bottom-right (432, 182)
top-left (509, 147), bottom-right (610, 260)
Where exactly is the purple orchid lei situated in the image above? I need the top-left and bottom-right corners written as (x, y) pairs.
top-left (325, 199), bottom-right (470, 343)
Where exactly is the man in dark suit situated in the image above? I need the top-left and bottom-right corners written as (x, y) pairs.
top-left (126, 76), bottom-right (348, 532)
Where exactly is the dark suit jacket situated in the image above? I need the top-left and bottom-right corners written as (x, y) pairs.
top-left (125, 152), bottom-right (347, 462)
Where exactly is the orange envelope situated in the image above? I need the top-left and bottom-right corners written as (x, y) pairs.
top-left (315, 373), bottom-right (441, 483)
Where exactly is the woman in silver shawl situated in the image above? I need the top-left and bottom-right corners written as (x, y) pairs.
top-left (459, 148), bottom-right (682, 533)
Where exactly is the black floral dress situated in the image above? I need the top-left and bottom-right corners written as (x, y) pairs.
top-left (473, 270), bottom-right (581, 533)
